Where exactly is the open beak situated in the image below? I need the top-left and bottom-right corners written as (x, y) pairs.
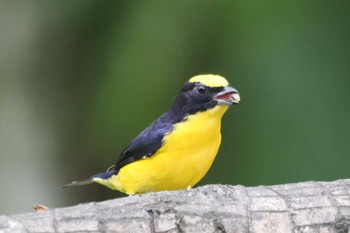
top-left (214, 86), bottom-right (240, 105)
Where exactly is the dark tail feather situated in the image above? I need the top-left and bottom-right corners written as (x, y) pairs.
top-left (62, 170), bottom-right (117, 188)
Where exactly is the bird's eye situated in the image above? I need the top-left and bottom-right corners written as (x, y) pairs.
top-left (195, 85), bottom-right (207, 95)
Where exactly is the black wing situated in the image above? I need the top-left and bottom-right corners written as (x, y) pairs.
top-left (108, 112), bottom-right (175, 172)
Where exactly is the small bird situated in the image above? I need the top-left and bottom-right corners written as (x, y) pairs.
top-left (64, 74), bottom-right (240, 194)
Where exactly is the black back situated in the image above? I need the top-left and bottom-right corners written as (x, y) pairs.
top-left (107, 81), bottom-right (224, 173)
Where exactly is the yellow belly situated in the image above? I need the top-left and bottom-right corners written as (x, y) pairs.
top-left (96, 105), bottom-right (228, 194)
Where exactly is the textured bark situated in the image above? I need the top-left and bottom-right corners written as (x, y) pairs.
top-left (2, 179), bottom-right (350, 233)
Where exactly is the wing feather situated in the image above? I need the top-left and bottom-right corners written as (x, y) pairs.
top-left (108, 112), bottom-right (175, 172)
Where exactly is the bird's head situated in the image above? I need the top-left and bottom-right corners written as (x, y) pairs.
top-left (172, 74), bottom-right (240, 115)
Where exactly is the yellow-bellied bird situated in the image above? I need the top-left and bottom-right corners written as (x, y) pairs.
top-left (64, 74), bottom-right (240, 194)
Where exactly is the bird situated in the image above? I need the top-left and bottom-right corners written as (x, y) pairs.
top-left (64, 74), bottom-right (240, 195)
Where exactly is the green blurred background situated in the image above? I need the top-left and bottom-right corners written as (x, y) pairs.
top-left (1, 1), bottom-right (349, 214)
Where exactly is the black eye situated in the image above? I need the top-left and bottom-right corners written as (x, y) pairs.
top-left (195, 85), bottom-right (207, 95)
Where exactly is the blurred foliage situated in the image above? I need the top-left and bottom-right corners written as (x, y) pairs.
top-left (0, 1), bottom-right (349, 214)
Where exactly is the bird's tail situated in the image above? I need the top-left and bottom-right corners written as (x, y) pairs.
top-left (62, 178), bottom-right (94, 188)
top-left (62, 170), bottom-right (117, 188)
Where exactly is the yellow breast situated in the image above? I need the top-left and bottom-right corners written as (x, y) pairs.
top-left (100, 105), bottom-right (229, 194)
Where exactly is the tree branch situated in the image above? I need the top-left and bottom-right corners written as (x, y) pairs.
top-left (2, 179), bottom-right (350, 232)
